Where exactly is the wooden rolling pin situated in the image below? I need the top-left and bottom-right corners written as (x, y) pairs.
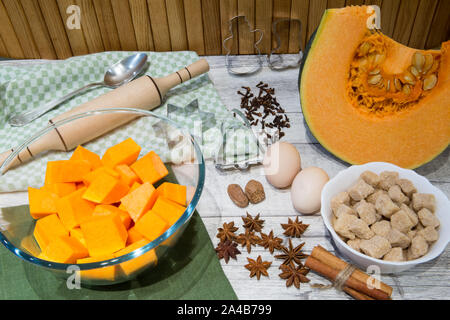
top-left (0, 59), bottom-right (209, 172)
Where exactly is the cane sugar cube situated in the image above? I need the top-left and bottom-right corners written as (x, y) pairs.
top-left (33, 214), bottom-right (69, 250)
top-left (360, 170), bottom-right (380, 187)
top-left (370, 220), bottom-right (391, 238)
top-left (43, 235), bottom-right (89, 263)
top-left (56, 187), bottom-right (96, 230)
top-left (360, 235), bottom-right (391, 259)
top-left (348, 179), bottom-right (374, 201)
top-left (407, 229), bottom-right (417, 240)
top-left (135, 210), bottom-right (169, 242)
top-left (407, 235), bottom-right (429, 260)
top-left (93, 205), bottom-right (132, 229)
top-left (412, 193), bottom-right (436, 212)
top-left (417, 226), bottom-right (439, 243)
top-left (383, 247), bottom-right (405, 262)
top-left (391, 210), bottom-right (414, 234)
top-left (367, 189), bottom-right (387, 205)
top-left (45, 160), bottom-right (91, 184)
top-left (379, 171), bottom-right (399, 191)
top-left (70, 145), bottom-right (102, 170)
top-left (375, 194), bottom-right (399, 218)
top-left (388, 185), bottom-right (409, 204)
top-left (397, 178), bottom-right (417, 198)
top-left (126, 226), bottom-right (145, 245)
top-left (400, 204), bottom-right (418, 227)
top-left (354, 200), bottom-right (377, 225)
top-left (28, 187), bottom-right (59, 219)
top-left (130, 150), bottom-right (168, 184)
top-left (152, 197), bottom-right (186, 227)
top-left (348, 218), bottom-right (374, 240)
top-left (417, 208), bottom-right (440, 228)
top-left (101, 137), bottom-right (141, 168)
top-left (333, 213), bottom-right (358, 240)
top-left (80, 213), bottom-right (128, 257)
top-left (156, 182), bottom-right (187, 207)
top-left (386, 228), bottom-right (411, 249)
top-left (347, 238), bottom-right (362, 252)
top-left (334, 204), bottom-right (357, 218)
top-left (120, 182), bottom-right (157, 222)
top-left (331, 192), bottom-right (351, 214)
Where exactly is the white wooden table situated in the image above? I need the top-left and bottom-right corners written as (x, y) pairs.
top-left (0, 55), bottom-right (448, 300)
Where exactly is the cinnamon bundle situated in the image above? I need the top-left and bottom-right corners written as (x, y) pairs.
top-left (305, 245), bottom-right (392, 300)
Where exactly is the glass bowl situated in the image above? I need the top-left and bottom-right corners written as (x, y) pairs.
top-left (0, 108), bottom-right (205, 285)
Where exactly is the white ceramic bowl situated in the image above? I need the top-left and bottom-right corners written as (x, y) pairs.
top-left (321, 162), bottom-right (450, 274)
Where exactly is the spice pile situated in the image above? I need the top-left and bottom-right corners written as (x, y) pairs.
top-left (236, 82), bottom-right (290, 140)
top-left (215, 213), bottom-right (311, 289)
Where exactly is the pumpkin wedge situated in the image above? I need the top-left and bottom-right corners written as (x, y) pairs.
top-left (300, 6), bottom-right (449, 168)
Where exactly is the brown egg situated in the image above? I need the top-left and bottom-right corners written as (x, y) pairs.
top-left (263, 142), bottom-right (301, 189)
top-left (291, 167), bottom-right (329, 214)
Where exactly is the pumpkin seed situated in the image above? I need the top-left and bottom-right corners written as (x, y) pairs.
top-left (386, 79), bottom-right (391, 92)
top-left (369, 68), bottom-right (381, 75)
top-left (423, 74), bottom-right (437, 90)
top-left (402, 84), bottom-right (411, 95)
top-left (403, 71), bottom-right (415, 85)
top-left (410, 66), bottom-right (420, 77)
top-left (394, 78), bottom-right (402, 91)
top-left (423, 54), bottom-right (434, 74)
top-left (374, 53), bottom-right (385, 65)
top-left (412, 52), bottom-right (425, 72)
top-left (359, 42), bottom-right (372, 56)
top-left (368, 74), bottom-right (382, 85)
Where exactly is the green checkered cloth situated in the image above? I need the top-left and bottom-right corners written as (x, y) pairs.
top-left (0, 51), bottom-right (258, 192)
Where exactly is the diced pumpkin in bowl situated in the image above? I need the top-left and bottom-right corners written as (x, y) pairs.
top-left (130, 151), bottom-right (168, 184)
top-left (135, 210), bottom-right (169, 242)
top-left (33, 214), bottom-right (68, 250)
top-left (93, 204), bottom-right (132, 229)
top-left (69, 227), bottom-right (87, 248)
top-left (82, 171), bottom-right (130, 204)
top-left (56, 187), bottom-right (96, 230)
top-left (45, 160), bottom-right (91, 184)
top-left (43, 235), bottom-right (89, 263)
top-left (120, 182), bottom-right (157, 222)
top-left (28, 187), bottom-right (59, 219)
top-left (77, 254), bottom-right (117, 281)
top-left (156, 182), bottom-right (187, 206)
top-left (101, 137), bottom-right (141, 168)
top-left (42, 182), bottom-right (77, 197)
top-left (114, 239), bottom-right (157, 277)
top-left (82, 166), bottom-right (119, 186)
top-left (126, 226), bottom-right (144, 245)
top-left (152, 197), bottom-right (186, 226)
top-left (80, 212), bottom-right (127, 257)
top-left (70, 145), bottom-right (102, 170)
top-left (115, 164), bottom-right (141, 186)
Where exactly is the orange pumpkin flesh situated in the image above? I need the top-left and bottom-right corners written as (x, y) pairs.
top-left (300, 6), bottom-right (450, 168)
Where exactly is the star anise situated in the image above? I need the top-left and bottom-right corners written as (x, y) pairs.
top-left (216, 221), bottom-right (239, 242)
top-left (279, 262), bottom-right (310, 289)
top-left (274, 238), bottom-right (308, 265)
top-left (236, 229), bottom-right (261, 253)
top-left (245, 255), bottom-right (272, 280)
top-left (215, 240), bottom-right (241, 263)
top-left (258, 230), bottom-right (283, 254)
top-left (242, 212), bottom-right (264, 232)
top-left (281, 217), bottom-right (309, 238)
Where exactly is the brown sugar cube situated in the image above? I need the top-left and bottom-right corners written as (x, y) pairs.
top-left (360, 235), bottom-right (392, 259)
top-left (407, 235), bottom-right (429, 260)
top-left (367, 189), bottom-right (387, 205)
top-left (386, 228), bottom-right (411, 249)
top-left (348, 218), bottom-right (374, 240)
top-left (360, 170), bottom-right (380, 187)
top-left (417, 226), bottom-right (439, 243)
top-left (379, 171), bottom-right (399, 191)
top-left (391, 210), bottom-right (414, 234)
top-left (383, 247), bottom-right (405, 262)
top-left (334, 213), bottom-right (358, 240)
top-left (375, 193), bottom-right (400, 218)
top-left (331, 192), bottom-right (351, 214)
top-left (347, 238), bottom-right (362, 252)
top-left (400, 204), bottom-right (418, 227)
top-left (417, 208), bottom-right (440, 228)
top-left (412, 193), bottom-right (436, 212)
top-left (397, 178), bottom-right (417, 198)
top-left (244, 180), bottom-right (265, 204)
top-left (388, 185), bottom-right (409, 204)
top-left (335, 203), bottom-right (357, 218)
top-left (348, 179), bottom-right (374, 201)
top-left (370, 220), bottom-right (391, 238)
top-left (354, 200), bottom-right (377, 225)
top-left (407, 229), bottom-right (417, 240)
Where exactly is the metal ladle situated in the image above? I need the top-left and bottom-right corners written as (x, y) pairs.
top-left (8, 52), bottom-right (148, 127)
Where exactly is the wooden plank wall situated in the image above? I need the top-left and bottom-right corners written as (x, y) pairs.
top-left (0, 0), bottom-right (448, 59)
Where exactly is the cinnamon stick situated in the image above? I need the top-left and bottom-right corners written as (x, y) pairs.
top-left (343, 287), bottom-right (375, 300)
top-left (311, 245), bottom-right (393, 297)
top-left (305, 256), bottom-right (391, 300)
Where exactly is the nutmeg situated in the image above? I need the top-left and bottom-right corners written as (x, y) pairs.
top-left (244, 180), bottom-right (265, 204)
top-left (227, 184), bottom-right (249, 208)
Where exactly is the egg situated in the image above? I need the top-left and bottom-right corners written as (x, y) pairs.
top-left (291, 167), bottom-right (329, 214)
top-left (263, 142), bottom-right (301, 189)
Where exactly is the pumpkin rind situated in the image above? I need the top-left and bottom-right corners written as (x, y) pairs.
top-left (300, 6), bottom-right (450, 169)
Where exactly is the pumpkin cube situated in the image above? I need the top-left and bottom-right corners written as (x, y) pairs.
top-left (28, 187), bottom-right (59, 219)
top-left (82, 166), bottom-right (119, 186)
top-left (41, 182), bottom-right (77, 197)
top-left (114, 239), bottom-right (157, 277)
top-left (56, 187), bottom-right (96, 230)
top-left (120, 182), bottom-right (157, 222)
top-left (93, 204), bottom-right (132, 229)
top-left (70, 145), bottom-right (102, 170)
top-left (77, 254), bottom-right (117, 281)
top-left (69, 227), bottom-right (87, 248)
top-left (126, 226), bottom-right (144, 245)
top-left (80, 212), bottom-right (128, 257)
top-left (45, 160), bottom-right (91, 184)
top-left (33, 214), bottom-right (68, 250)
top-left (135, 210), bottom-right (169, 242)
top-left (156, 182), bottom-right (187, 206)
top-left (130, 151), bottom-right (168, 184)
top-left (101, 138), bottom-right (141, 168)
top-left (115, 164), bottom-right (141, 186)
top-left (82, 171), bottom-right (130, 204)
top-left (130, 181), bottom-right (142, 192)
top-left (43, 235), bottom-right (89, 263)
top-left (152, 197), bottom-right (186, 226)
